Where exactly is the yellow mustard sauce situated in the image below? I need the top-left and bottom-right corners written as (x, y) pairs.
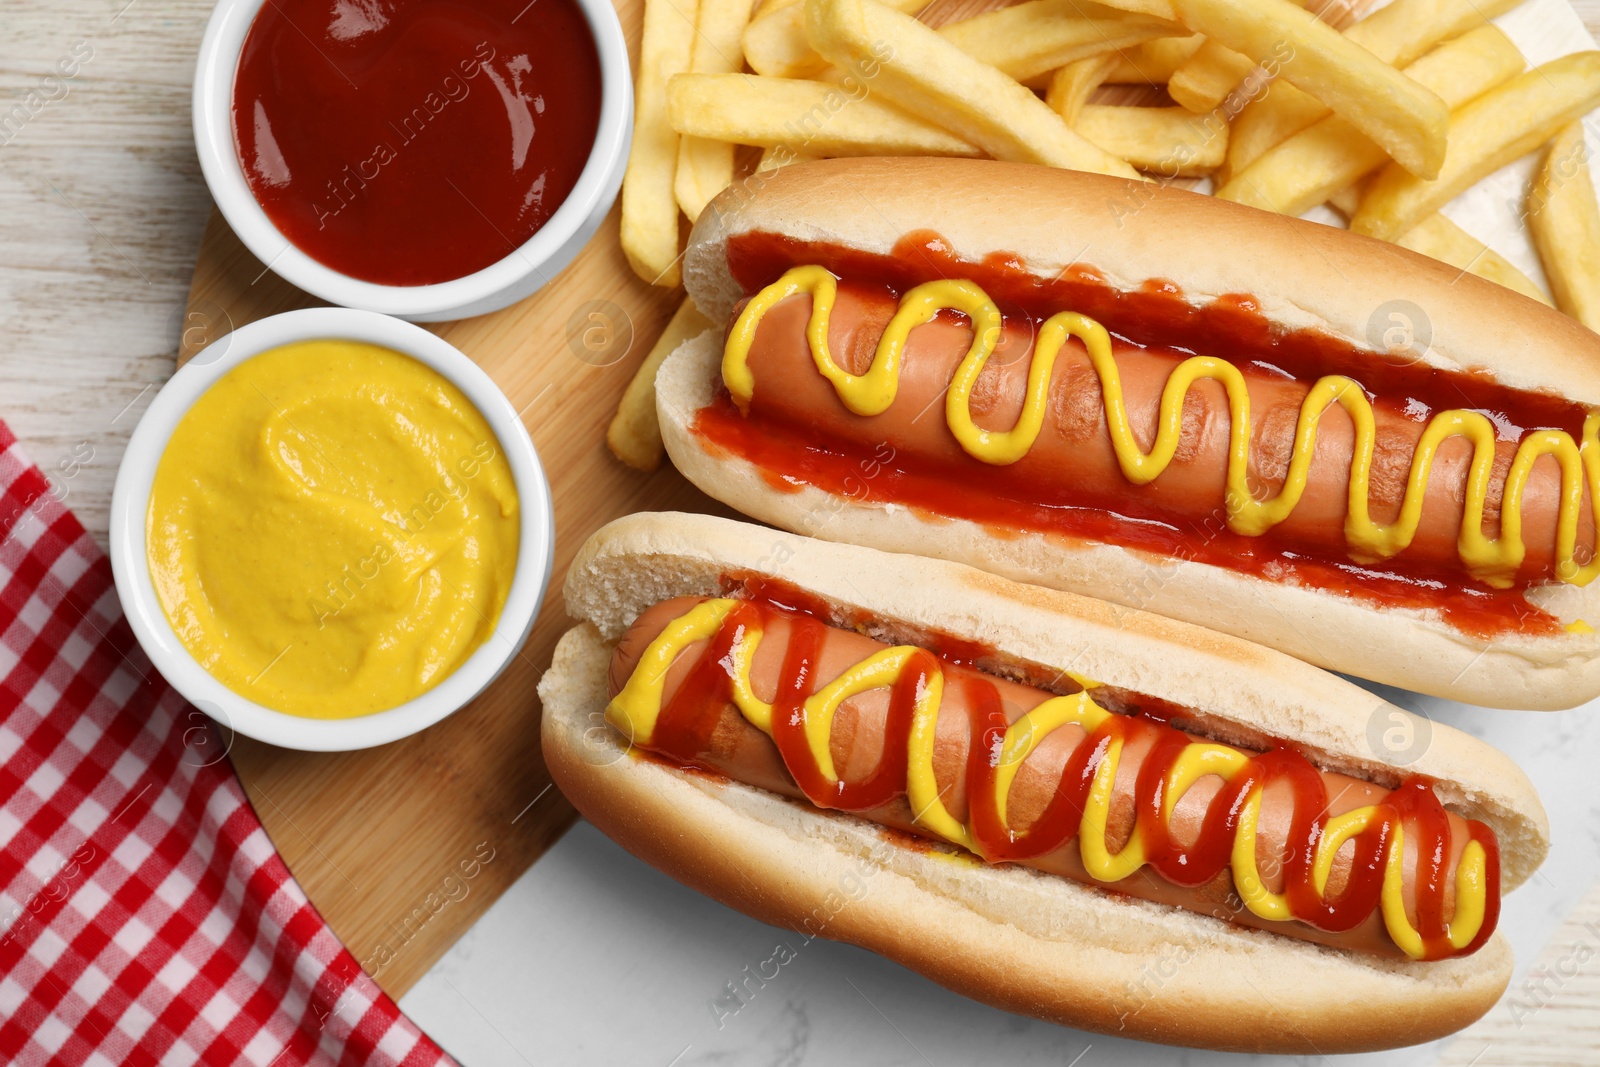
top-left (146, 339), bottom-right (519, 718)
top-left (724, 265), bottom-right (1600, 590)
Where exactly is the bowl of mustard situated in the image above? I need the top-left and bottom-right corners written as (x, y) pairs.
top-left (110, 307), bottom-right (553, 751)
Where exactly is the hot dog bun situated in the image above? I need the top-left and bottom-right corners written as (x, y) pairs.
top-left (684, 159), bottom-right (1600, 402)
top-left (539, 511), bottom-right (1549, 1053)
top-left (658, 157), bottom-right (1600, 709)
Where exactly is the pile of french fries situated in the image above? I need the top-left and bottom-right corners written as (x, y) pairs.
top-left (609, 0), bottom-right (1600, 470)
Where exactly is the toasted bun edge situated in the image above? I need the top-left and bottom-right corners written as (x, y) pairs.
top-left (685, 158), bottom-right (1600, 406)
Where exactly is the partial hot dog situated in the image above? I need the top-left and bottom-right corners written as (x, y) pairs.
top-left (733, 282), bottom-right (1591, 582)
top-left (607, 593), bottom-right (1491, 960)
top-left (539, 512), bottom-right (1550, 1053)
top-left (660, 157), bottom-right (1600, 708)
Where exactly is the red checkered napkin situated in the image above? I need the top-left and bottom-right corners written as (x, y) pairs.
top-left (0, 420), bottom-right (456, 1066)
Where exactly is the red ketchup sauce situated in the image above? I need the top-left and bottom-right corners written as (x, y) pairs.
top-left (635, 588), bottom-right (1499, 960)
top-left (232, 0), bottom-right (601, 286)
top-left (690, 230), bottom-right (1598, 639)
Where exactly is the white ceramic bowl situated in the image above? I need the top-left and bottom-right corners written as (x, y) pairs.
top-left (192, 0), bottom-right (631, 322)
top-left (109, 308), bottom-right (554, 751)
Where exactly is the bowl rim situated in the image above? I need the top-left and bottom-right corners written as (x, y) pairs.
top-left (192, 0), bottom-right (631, 319)
top-left (109, 307), bottom-right (554, 752)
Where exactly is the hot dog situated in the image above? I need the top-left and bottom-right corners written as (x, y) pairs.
top-left (657, 157), bottom-right (1600, 709)
top-left (609, 594), bottom-right (1488, 960)
top-left (539, 512), bottom-right (1550, 1053)
top-left (734, 282), bottom-right (1590, 581)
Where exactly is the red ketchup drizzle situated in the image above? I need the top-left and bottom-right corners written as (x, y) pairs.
top-left (651, 602), bottom-right (757, 766)
top-left (690, 230), bottom-right (1600, 639)
top-left (637, 594), bottom-right (1498, 960)
top-left (232, 0), bottom-right (601, 286)
top-left (727, 230), bottom-right (1589, 432)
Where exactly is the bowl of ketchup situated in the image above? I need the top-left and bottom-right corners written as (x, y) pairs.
top-left (193, 0), bottom-right (630, 321)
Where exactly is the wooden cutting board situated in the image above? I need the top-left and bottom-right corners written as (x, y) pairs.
top-left (173, 0), bottom-right (1199, 999)
top-left (178, 163), bottom-right (732, 998)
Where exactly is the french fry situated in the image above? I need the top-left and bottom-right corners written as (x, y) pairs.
top-left (1396, 214), bottom-right (1551, 306)
top-left (744, 0), bottom-right (925, 79)
top-left (804, 0), bottom-right (1143, 178)
top-left (1335, 0), bottom-right (1513, 69)
top-left (620, 0), bottom-right (699, 287)
top-left (1328, 184), bottom-right (1546, 305)
top-left (1088, 0), bottom-right (1180, 17)
top-left (1166, 39), bottom-right (1257, 113)
top-left (748, 0), bottom-right (1177, 85)
top-left (1047, 54), bottom-right (1120, 124)
top-left (1528, 122), bottom-right (1600, 330)
top-left (1165, 0), bottom-right (1320, 114)
top-left (1379, 26), bottom-right (1520, 107)
top-left (1223, 89), bottom-right (1327, 185)
top-left (1104, 34), bottom-right (1205, 83)
top-left (608, 298), bottom-right (715, 472)
top-left (1352, 53), bottom-right (1600, 242)
top-left (1327, 182), bottom-right (1361, 216)
top-left (1216, 26), bottom-right (1523, 216)
top-left (1076, 105), bottom-right (1227, 174)
top-left (1221, 0), bottom-right (1523, 181)
top-left (1169, 0), bottom-right (1448, 179)
top-left (1165, 0), bottom-right (1376, 112)
top-left (675, 0), bottom-right (755, 222)
top-left (756, 145), bottom-right (820, 171)
top-left (937, 0), bottom-right (1179, 84)
top-left (667, 73), bottom-right (983, 156)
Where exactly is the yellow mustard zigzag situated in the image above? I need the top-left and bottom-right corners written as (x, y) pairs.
top-left (724, 265), bottom-right (1600, 588)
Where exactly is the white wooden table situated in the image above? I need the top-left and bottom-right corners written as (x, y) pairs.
top-left (2, 1), bottom-right (1597, 1061)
